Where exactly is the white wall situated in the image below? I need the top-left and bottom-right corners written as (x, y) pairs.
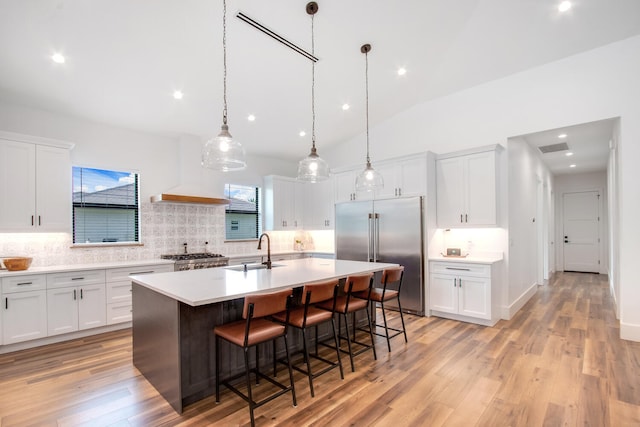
top-left (554, 171), bottom-right (609, 274)
top-left (325, 35), bottom-right (640, 340)
top-left (506, 138), bottom-right (554, 316)
top-left (608, 120), bottom-right (621, 318)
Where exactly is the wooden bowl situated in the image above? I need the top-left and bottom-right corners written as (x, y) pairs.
top-left (2, 257), bottom-right (33, 271)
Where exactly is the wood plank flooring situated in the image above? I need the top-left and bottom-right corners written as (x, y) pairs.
top-left (1, 272), bottom-right (639, 426)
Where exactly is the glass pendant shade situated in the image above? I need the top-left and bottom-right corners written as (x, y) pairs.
top-left (298, 146), bottom-right (329, 182)
top-left (355, 160), bottom-right (384, 192)
top-left (201, 124), bottom-right (246, 172)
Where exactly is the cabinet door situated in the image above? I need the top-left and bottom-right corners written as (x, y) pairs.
top-left (458, 276), bottom-right (491, 319)
top-left (2, 290), bottom-right (47, 344)
top-left (264, 176), bottom-right (297, 230)
top-left (429, 273), bottom-right (458, 314)
top-left (436, 156), bottom-right (465, 227)
top-left (0, 140), bottom-right (36, 231)
top-left (465, 151), bottom-right (496, 226)
top-left (47, 287), bottom-right (79, 336)
top-left (372, 162), bottom-right (398, 199)
top-left (35, 145), bottom-right (72, 232)
top-left (302, 179), bottom-right (334, 229)
top-left (78, 284), bottom-right (106, 330)
top-left (397, 156), bottom-right (427, 197)
top-left (334, 170), bottom-right (357, 203)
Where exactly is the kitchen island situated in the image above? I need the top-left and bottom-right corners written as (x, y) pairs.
top-left (130, 258), bottom-right (397, 413)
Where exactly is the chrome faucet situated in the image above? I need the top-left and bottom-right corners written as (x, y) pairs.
top-left (257, 233), bottom-right (272, 269)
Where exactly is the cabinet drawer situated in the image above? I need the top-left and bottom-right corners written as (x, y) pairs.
top-left (106, 280), bottom-right (132, 304)
top-left (47, 269), bottom-right (106, 289)
top-left (106, 264), bottom-right (174, 282)
top-left (1, 274), bottom-right (47, 293)
top-left (430, 262), bottom-right (490, 277)
top-left (107, 302), bottom-right (132, 325)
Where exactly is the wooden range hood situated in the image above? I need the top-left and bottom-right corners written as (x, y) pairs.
top-left (150, 193), bottom-right (229, 205)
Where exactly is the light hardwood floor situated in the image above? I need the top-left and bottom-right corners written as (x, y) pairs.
top-left (1, 272), bottom-right (639, 426)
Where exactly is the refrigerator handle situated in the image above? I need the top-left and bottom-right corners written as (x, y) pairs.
top-left (368, 213), bottom-right (374, 262)
top-left (374, 213), bottom-right (380, 262)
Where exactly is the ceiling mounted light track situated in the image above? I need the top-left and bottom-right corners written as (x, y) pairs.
top-left (236, 11), bottom-right (319, 63)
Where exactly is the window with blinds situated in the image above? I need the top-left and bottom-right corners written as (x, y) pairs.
top-left (72, 166), bottom-right (139, 244)
top-left (224, 184), bottom-right (261, 240)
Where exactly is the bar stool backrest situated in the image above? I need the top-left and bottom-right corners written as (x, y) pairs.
top-left (347, 273), bottom-right (373, 294)
top-left (243, 288), bottom-right (293, 319)
top-left (381, 266), bottom-right (404, 288)
top-left (303, 279), bottom-right (339, 305)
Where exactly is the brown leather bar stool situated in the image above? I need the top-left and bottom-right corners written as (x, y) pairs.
top-left (366, 266), bottom-right (408, 352)
top-left (318, 273), bottom-right (377, 372)
top-left (273, 279), bottom-right (344, 397)
top-left (214, 288), bottom-right (296, 427)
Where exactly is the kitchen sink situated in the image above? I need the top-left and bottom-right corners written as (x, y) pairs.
top-left (224, 263), bottom-right (285, 271)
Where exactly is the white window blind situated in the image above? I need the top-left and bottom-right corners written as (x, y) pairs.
top-left (72, 167), bottom-right (139, 244)
top-left (224, 184), bottom-right (261, 240)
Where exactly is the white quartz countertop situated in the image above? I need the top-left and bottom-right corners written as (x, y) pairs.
top-left (131, 258), bottom-right (397, 306)
top-left (0, 259), bottom-right (175, 277)
top-left (429, 254), bottom-right (503, 264)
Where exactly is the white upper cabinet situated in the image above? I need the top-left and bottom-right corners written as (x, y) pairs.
top-left (301, 179), bottom-right (334, 229)
top-left (0, 134), bottom-right (73, 232)
top-left (264, 176), bottom-right (302, 231)
top-left (265, 175), bottom-right (335, 231)
top-left (436, 146), bottom-right (499, 228)
top-left (334, 154), bottom-right (427, 203)
top-left (374, 154), bottom-right (427, 199)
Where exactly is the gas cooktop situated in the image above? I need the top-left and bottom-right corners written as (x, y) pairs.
top-left (161, 253), bottom-right (226, 261)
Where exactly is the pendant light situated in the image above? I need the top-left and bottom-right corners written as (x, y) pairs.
top-left (355, 44), bottom-right (383, 192)
top-left (202, 0), bottom-right (246, 172)
top-left (297, 2), bottom-right (329, 182)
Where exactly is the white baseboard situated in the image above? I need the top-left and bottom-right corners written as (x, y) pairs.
top-left (620, 322), bottom-right (640, 342)
top-left (0, 323), bottom-right (130, 354)
top-left (501, 282), bottom-right (538, 320)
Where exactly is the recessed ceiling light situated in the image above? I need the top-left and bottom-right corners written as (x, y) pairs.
top-left (570, 164), bottom-right (577, 168)
top-left (558, 1), bottom-right (572, 12)
top-left (299, 131), bottom-right (306, 137)
top-left (565, 152), bottom-right (574, 156)
top-left (558, 133), bottom-right (567, 139)
top-left (342, 103), bottom-right (350, 111)
top-left (51, 53), bottom-right (65, 64)
top-left (247, 114), bottom-right (256, 122)
top-left (397, 67), bottom-right (407, 76)
top-left (173, 90), bottom-right (184, 100)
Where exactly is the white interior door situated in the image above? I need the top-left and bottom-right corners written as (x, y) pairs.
top-left (563, 191), bottom-right (600, 273)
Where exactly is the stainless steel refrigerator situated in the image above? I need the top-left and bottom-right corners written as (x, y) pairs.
top-left (335, 196), bottom-right (424, 315)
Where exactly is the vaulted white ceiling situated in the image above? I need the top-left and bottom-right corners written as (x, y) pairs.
top-left (1, 0), bottom-right (639, 162)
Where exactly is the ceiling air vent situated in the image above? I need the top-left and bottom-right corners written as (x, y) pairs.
top-left (538, 142), bottom-right (569, 153)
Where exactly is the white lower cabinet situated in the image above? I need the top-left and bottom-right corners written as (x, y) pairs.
top-left (0, 261), bottom-right (174, 348)
top-left (47, 283), bottom-right (106, 335)
top-left (429, 260), bottom-right (499, 326)
top-left (47, 270), bottom-right (107, 335)
top-left (105, 264), bottom-right (174, 325)
top-left (2, 275), bottom-right (48, 344)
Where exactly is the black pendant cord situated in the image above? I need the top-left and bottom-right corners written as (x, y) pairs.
top-left (311, 13), bottom-right (316, 151)
top-left (365, 48), bottom-right (370, 165)
top-left (222, 0), bottom-right (228, 126)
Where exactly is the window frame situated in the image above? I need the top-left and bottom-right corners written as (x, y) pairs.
top-left (224, 184), bottom-right (262, 241)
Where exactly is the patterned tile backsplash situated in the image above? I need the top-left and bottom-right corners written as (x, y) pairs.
top-left (0, 201), bottom-right (335, 267)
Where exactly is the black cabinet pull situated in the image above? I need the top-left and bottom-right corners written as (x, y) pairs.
top-left (38, 215), bottom-right (41, 226)
top-left (73, 289), bottom-right (77, 300)
top-left (445, 267), bottom-right (471, 271)
top-left (5, 297), bottom-right (7, 309)
top-left (71, 277), bottom-right (84, 281)
top-left (31, 215), bottom-right (34, 226)
top-left (17, 282), bottom-right (33, 286)
top-left (460, 214), bottom-right (463, 223)
top-left (465, 214), bottom-right (468, 223)
top-left (80, 289), bottom-right (84, 299)
top-left (130, 271), bottom-right (154, 275)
